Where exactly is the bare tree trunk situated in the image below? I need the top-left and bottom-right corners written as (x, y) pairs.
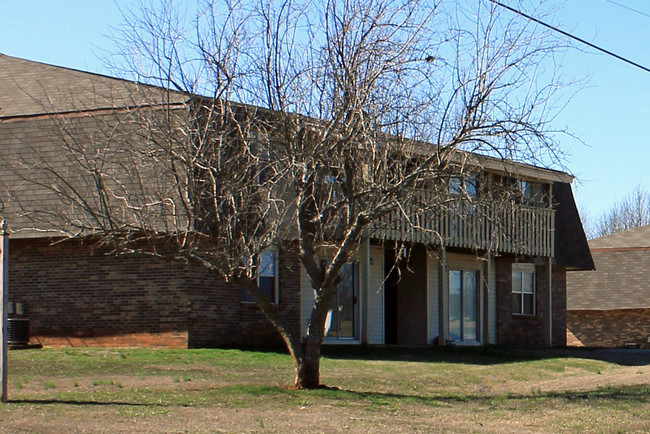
top-left (294, 335), bottom-right (322, 389)
top-left (292, 283), bottom-right (334, 389)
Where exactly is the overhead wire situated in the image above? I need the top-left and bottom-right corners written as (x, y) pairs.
top-left (488, 0), bottom-right (650, 74)
top-left (604, 0), bottom-right (650, 20)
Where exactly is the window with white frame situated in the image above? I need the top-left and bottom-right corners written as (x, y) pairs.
top-left (449, 176), bottom-right (478, 198)
top-left (241, 250), bottom-right (279, 304)
top-left (512, 264), bottom-right (535, 315)
top-left (518, 180), bottom-right (546, 207)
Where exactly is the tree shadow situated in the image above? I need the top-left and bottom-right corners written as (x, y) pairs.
top-left (7, 383), bottom-right (648, 408)
top-left (333, 384), bottom-right (649, 405)
top-left (320, 346), bottom-right (650, 367)
top-left (205, 345), bottom-right (650, 367)
top-left (556, 348), bottom-right (650, 367)
top-left (8, 398), bottom-right (160, 407)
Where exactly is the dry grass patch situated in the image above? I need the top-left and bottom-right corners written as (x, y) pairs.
top-left (0, 347), bottom-right (648, 432)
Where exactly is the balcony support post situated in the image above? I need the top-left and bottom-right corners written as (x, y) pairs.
top-left (482, 251), bottom-right (491, 345)
top-left (360, 236), bottom-right (370, 344)
top-left (438, 245), bottom-right (447, 346)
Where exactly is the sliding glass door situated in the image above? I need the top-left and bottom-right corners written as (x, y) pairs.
top-left (449, 269), bottom-right (479, 343)
top-left (325, 263), bottom-right (358, 340)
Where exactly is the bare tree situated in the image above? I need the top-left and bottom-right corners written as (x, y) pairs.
top-left (578, 205), bottom-right (595, 240)
top-left (7, 0), bottom-right (568, 388)
top-left (594, 186), bottom-right (650, 238)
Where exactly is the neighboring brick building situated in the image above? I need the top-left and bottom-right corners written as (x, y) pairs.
top-left (567, 225), bottom-right (650, 349)
top-left (0, 54), bottom-right (594, 349)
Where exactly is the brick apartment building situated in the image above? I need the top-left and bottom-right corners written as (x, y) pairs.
top-left (0, 54), bottom-right (594, 349)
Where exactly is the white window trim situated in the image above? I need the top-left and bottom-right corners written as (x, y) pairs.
top-left (241, 249), bottom-right (279, 305)
top-left (512, 263), bottom-right (535, 316)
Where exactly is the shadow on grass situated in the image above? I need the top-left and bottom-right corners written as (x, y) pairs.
top-left (319, 345), bottom-right (650, 367)
top-left (183, 344), bottom-right (650, 367)
top-left (7, 383), bottom-right (648, 408)
top-left (8, 399), bottom-right (157, 407)
top-left (557, 348), bottom-right (650, 367)
top-left (305, 384), bottom-right (650, 406)
top-left (224, 344), bottom-right (539, 365)
top-left (217, 344), bottom-right (650, 367)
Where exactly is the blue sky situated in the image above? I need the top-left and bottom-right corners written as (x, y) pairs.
top-left (1, 1), bottom-right (649, 230)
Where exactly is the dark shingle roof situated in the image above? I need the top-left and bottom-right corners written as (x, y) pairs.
top-left (1, 54), bottom-right (590, 255)
top-left (589, 225), bottom-right (650, 249)
top-left (0, 54), bottom-right (190, 238)
top-left (553, 182), bottom-right (595, 270)
top-left (0, 53), bottom-right (187, 118)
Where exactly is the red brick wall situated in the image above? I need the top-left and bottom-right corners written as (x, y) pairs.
top-left (496, 257), bottom-right (567, 347)
top-left (552, 266), bottom-right (567, 347)
top-left (8, 238), bottom-right (301, 349)
top-left (567, 309), bottom-right (650, 349)
top-left (186, 247), bottom-right (302, 348)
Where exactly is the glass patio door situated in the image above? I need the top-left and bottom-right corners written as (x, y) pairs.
top-left (448, 269), bottom-right (478, 343)
top-left (325, 263), bottom-right (358, 340)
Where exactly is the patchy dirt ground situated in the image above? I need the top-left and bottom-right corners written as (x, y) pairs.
top-left (499, 363), bottom-right (649, 394)
top-left (1, 349), bottom-right (648, 433)
top-left (3, 384), bottom-right (649, 434)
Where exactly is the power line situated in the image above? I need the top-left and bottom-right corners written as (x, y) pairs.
top-left (604, 0), bottom-right (650, 20)
top-left (488, 0), bottom-right (650, 74)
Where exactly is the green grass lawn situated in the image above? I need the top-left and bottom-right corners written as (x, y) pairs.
top-left (1, 346), bottom-right (648, 432)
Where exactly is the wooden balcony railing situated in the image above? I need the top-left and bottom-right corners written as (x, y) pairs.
top-left (371, 191), bottom-right (555, 257)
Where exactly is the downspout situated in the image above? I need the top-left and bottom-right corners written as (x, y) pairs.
top-left (548, 256), bottom-right (553, 347)
top-left (547, 182), bottom-right (554, 348)
top-left (1, 221), bottom-right (9, 403)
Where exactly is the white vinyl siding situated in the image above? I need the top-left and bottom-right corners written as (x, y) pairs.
top-left (366, 246), bottom-right (385, 344)
top-left (427, 253), bottom-right (439, 343)
top-left (487, 260), bottom-right (497, 344)
top-left (300, 264), bottom-right (315, 337)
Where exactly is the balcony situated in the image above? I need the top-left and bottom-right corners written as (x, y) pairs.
top-left (371, 191), bottom-right (555, 257)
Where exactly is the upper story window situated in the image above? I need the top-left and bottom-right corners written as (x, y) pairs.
top-left (241, 249), bottom-right (279, 304)
top-left (256, 142), bottom-right (277, 185)
top-left (449, 176), bottom-right (478, 199)
top-left (322, 171), bottom-right (346, 201)
top-left (512, 263), bottom-right (535, 315)
top-left (518, 180), bottom-right (546, 207)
